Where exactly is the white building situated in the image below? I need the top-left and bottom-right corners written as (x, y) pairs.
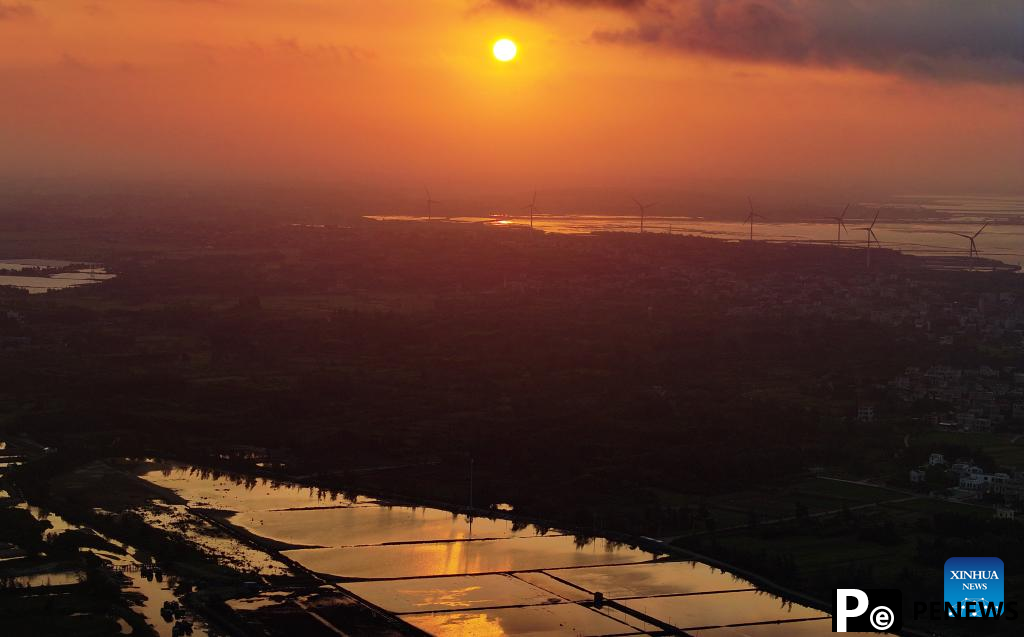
top-left (958, 472), bottom-right (1009, 491)
top-left (950, 459), bottom-right (975, 475)
top-left (960, 475), bottom-right (986, 490)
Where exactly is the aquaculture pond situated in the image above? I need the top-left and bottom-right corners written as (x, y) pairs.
top-left (140, 465), bottom-right (837, 636)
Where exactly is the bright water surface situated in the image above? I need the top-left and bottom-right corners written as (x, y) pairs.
top-left (140, 465), bottom-right (840, 636)
top-left (367, 195), bottom-right (1024, 268)
top-left (0, 444), bottom-right (206, 637)
top-left (0, 260), bottom-right (114, 293)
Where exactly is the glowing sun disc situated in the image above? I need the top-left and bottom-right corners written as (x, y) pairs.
top-left (493, 39), bottom-right (517, 62)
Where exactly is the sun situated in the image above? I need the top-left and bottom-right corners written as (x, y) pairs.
top-left (493, 39), bottom-right (517, 62)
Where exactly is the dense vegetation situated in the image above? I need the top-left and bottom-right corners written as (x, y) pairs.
top-left (0, 219), bottom-right (961, 521)
top-left (2, 215), bottom-right (1021, 636)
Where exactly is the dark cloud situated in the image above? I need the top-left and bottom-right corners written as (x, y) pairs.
top-left (0, 2), bottom-right (33, 20)
top-left (495, 0), bottom-right (1024, 83)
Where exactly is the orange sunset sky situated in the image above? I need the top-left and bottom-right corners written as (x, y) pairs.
top-left (0, 1), bottom-right (1022, 204)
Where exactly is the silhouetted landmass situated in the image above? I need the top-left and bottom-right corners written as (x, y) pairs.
top-left (1, 213), bottom-right (1022, 634)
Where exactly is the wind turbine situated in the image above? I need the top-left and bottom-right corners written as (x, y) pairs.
top-left (524, 190), bottom-right (538, 229)
top-left (632, 197), bottom-right (656, 234)
top-left (745, 197), bottom-right (765, 242)
top-left (856, 209), bottom-right (881, 267)
top-left (952, 221), bottom-right (990, 270)
top-left (827, 203), bottom-right (850, 247)
top-left (425, 187), bottom-right (440, 222)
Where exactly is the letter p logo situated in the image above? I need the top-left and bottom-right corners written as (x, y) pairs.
top-left (835, 589), bottom-right (869, 632)
top-left (834, 588), bottom-right (901, 632)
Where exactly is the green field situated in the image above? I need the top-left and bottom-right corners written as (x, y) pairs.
top-left (910, 431), bottom-right (1024, 467)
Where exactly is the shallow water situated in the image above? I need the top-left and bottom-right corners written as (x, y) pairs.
top-left (233, 503), bottom-right (541, 548)
top-left (138, 503), bottom-right (292, 576)
top-left (0, 259), bottom-right (77, 270)
top-left (286, 535), bottom-right (651, 580)
top-left (402, 603), bottom-right (638, 637)
top-left (0, 273), bottom-right (105, 293)
top-left (82, 542), bottom-right (212, 637)
top-left (344, 574), bottom-right (564, 613)
top-left (141, 466), bottom-right (636, 581)
top-left (0, 260), bottom-right (114, 293)
top-left (16, 502), bottom-right (81, 537)
top-left (7, 570), bottom-right (83, 587)
top-left (367, 209), bottom-right (1024, 268)
top-left (143, 466), bottom-right (373, 512)
top-left (553, 561), bottom-right (755, 599)
top-left (1, 464), bottom-right (211, 637)
top-left (511, 572), bottom-right (593, 603)
top-left (690, 618), bottom-right (834, 637)
top-left (137, 464), bottom-right (841, 636)
top-left (227, 591), bottom-right (294, 612)
top-left (618, 589), bottom-right (828, 631)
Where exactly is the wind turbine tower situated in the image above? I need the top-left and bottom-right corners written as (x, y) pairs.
top-left (425, 188), bottom-right (440, 222)
top-left (828, 203), bottom-right (850, 247)
top-left (632, 197), bottom-right (656, 234)
top-left (524, 190), bottom-right (538, 229)
top-left (857, 210), bottom-right (881, 268)
top-left (953, 221), bottom-right (990, 270)
top-left (745, 197), bottom-right (766, 242)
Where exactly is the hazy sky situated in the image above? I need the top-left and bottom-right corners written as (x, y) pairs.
top-left (1, 0), bottom-right (1022, 203)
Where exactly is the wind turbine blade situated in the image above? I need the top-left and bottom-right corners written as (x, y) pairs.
top-left (747, 197), bottom-right (754, 215)
top-left (870, 209), bottom-right (880, 229)
top-left (974, 221), bottom-right (990, 238)
top-left (841, 221), bottom-right (848, 232)
top-left (841, 203), bottom-right (850, 219)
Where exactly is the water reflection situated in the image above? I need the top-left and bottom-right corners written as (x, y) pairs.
top-left (404, 603), bottom-right (637, 637)
top-left (1, 481), bottom-right (210, 637)
top-left (554, 561), bottom-right (755, 599)
top-left (79, 543), bottom-right (211, 637)
top-left (690, 618), bottom-right (834, 637)
top-left (344, 574), bottom-right (563, 613)
top-left (0, 262), bottom-right (115, 294)
top-left (233, 504), bottom-right (540, 548)
top-left (137, 465), bottom-right (837, 636)
top-left (618, 590), bottom-right (827, 631)
top-left (285, 535), bottom-right (651, 580)
top-left (144, 465), bottom-right (371, 512)
top-left (136, 503), bottom-right (292, 576)
top-left (141, 466), bottom-right (642, 581)
top-left (15, 502), bottom-right (80, 537)
top-left (366, 211), bottom-right (1024, 267)
top-left (6, 571), bottom-right (83, 587)
top-left (0, 259), bottom-right (79, 270)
